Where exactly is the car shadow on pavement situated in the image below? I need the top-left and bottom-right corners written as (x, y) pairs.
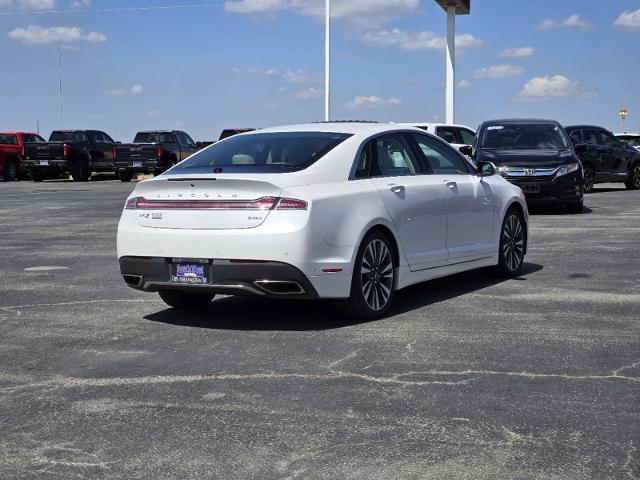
top-left (528, 204), bottom-right (593, 215)
top-left (144, 262), bottom-right (543, 331)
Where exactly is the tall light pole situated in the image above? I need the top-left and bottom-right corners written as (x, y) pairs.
top-left (57, 46), bottom-right (64, 129)
top-left (324, 0), bottom-right (330, 121)
top-left (435, 1), bottom-right (470, 124)
top-left (619, 108), bottom-right (628, 133)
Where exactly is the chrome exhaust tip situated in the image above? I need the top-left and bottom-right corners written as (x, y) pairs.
top-left (253, 280), bottom-right (305, 295)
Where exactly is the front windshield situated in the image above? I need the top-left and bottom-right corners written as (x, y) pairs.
top-left (167, 132), bottom-right (352, 175)
top-left (481, 124), bottom-right (569, 150)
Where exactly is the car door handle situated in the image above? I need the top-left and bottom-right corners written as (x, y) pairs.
top-left (388, 184), bottom-right (405, 193)
top-left (444, 180), bottom-right (457, 189)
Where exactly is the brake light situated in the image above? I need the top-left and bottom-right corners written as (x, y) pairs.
top-left (112, 146), bottom-right (117, 158)
top-left (156, 146), bottom-right (164, 158)
top-left (63, 144), bottom-right (69, 158)
top-left (21, 146), bottom-right (25, 157)
top-left (125, 196), bottom-right (278, 210)
top-left (275, 198), bottom-right (308, 210)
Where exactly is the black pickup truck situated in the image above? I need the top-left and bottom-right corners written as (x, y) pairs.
top-left (114, 130), bottom-right (198, 182)
top-left (23, 130), bottom-right (117, 182)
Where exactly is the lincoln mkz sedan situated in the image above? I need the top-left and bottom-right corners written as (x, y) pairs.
top-left (117, 122), bottom-right (529, 319)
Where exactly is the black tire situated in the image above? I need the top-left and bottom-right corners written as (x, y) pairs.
top-left (30, 168), bottom-right (43, 182)
top-left (566, 197), bottom-right (584, 214)
top-left (583, 164), bottom-right (596, 193)
top-left (625, 161), bottom-right (640, 190)
top-left (158, 290), bottom-right (214, 310)
top-left (119, 171), bottom-right (133, 183)
top-left (335, 230), bottom-right (397, 320)
top-left (492, 208), bottom-right (526, 277)
top-left (2, 160), bottom-right (18, 181)
top-left (72, 158), bottom-right (91, 182)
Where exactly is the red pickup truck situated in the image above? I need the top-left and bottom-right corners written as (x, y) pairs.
top-left (0, 132), bottom-right (46, 181)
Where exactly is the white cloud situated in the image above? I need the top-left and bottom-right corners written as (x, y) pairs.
top-left (457, 80), bottom-right (471, 89)
top-left (8, 25), bottom-right (107, 45)
top-left (362, 28), bottom-right (483, 52)
top-left (145, 110), bottom-right (165, 118)
top-left (614, 9), bottom-right (640, 30)
top-left (70, 0), bottom-right (90, 7)
top-left (293, 87), bottom-right (322, 100)
top-left (231, 66), bottom-right (320, 85)
top-left (497, 47), bottom-right (535, 58)
top-left (224, 0), bottom-right (419, 29)
top-left (474, 65), bottom-right (524, 79)
top-left (345, 95), bottom-right (402, 109)
top-left (536, 14), bottom-right (594, 31)
top-left (19, 0), bottom-right (55, 9)
top-left (105, 84), bottom-right (143, 97)
top-left (518, 75), bottom-right (596, 101)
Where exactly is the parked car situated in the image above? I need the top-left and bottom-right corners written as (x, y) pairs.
top-left (614, 133), bottom-right (640, 152)
top-left (23, 130), bottom-right (117, 182)
top-left (114, 130), bottom-right (198, 182)
top-left (118, 122), bottom-right (528, 319)
top-left (219, 128), bottom-right (255, 140)
top-left (465, 119), bottom-right (585, 213)
top-left (399, 123), bottom-right (475, 153)
top-left (565, 125), bottom-right (640, 192)
top-left (196, 141), bottom-right (216, 149)
top-left (0, 132), bottom-right (46, 181)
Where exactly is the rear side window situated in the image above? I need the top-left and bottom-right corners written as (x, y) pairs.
top-left (0, 134), bottom-right (18, 144)
top-left (373, 134), bottom-right (420, 177)
top-left (167, 132), bottom-right (352, 174)
top-left (581, 129), bottom-right (600, 145)
top-left (459, 128), bottom-right (475, 145)
top-left (435, 127), bottom-right (460, 144)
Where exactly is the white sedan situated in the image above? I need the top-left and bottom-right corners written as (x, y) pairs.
top-left (117, 122), bottom-right (528, 319)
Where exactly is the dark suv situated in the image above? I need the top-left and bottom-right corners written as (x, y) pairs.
top-left (468, 119), bottom-right (586, 213)
top-left (564, 125), bottom-right (640, 192)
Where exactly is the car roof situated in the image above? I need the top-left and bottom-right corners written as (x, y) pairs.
top-left (137, 130), bottom-right (176, 134)
top-left (615, 133), bottom-right (640, 137)
top-left (482, 118), bottom-right (560, 126)
top-left (395, 122), bottom-right (474, 130)
top-left (255, 121), bottom-right (424, 136)
top-left (564, 125), bottom-right (610, 131)
top-left (0, 132), bottom-right (39, 135)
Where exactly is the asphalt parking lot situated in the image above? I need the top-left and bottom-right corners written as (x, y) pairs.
top-left (0, 179), bottom-right (638, 479)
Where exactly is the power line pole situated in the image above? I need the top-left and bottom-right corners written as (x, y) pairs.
top-left (57, 46), bottom-right (64, 129)
top-left (324, 0), bottom-right (330, 122)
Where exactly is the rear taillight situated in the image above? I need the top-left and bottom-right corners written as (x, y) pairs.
top-left (112, 146), bottom-right (117, 158)
top-left (275, 198), bottom-right (308, 210)
top-left (125, 196), bottom-right (278, 210)
top-left (21, 146), bottom-right (25, 157)
top-left (63, 144), bottom-right (69, 158)
top-left (156, 146), bottom-right (164, 158)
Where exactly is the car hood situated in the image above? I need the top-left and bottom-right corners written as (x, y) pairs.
top-left (477, 149), bottom-right (575, 168)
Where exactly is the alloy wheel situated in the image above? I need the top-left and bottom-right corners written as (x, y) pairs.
top-left (502, 214), bottom-right (525, 273)
top-left (360, 238), bottom-right (394, 311)
top-left (633, 165), bottom-right (640, 189)
top-left (583, 166), bottom-right (595, 193)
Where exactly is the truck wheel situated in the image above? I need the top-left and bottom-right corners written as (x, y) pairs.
top-left (2, 160), bottom-right (18, 181)
top-left (30, 168), bottom-right (43, 182)
top-left (72, 159), bottom-right (91, 182)
top-left (119, 171), bottom-right (133, 182)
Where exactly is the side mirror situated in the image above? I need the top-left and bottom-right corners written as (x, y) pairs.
top-left (477, 160), bottom-right (497, 177)
top-left (574, 143), bottom-right (587, 155)
top-left (458, 145), bottom-right (473, 157)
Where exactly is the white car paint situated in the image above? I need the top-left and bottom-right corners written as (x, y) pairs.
top-left (117, 122), bottom-right (527, 300)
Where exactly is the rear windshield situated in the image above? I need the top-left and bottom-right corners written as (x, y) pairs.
top-left (134, 132), bottom-right (175, 143)
top-left (50, 131), bottom-right (88, 142)
top-left (481, 124), bottom-right (569, 150)
top-left (167, 132), bottom-right (352, 174)
top-left (0, 134), bottom-right (18, 145)
top-left (618, 135), bottom-right (640, 147)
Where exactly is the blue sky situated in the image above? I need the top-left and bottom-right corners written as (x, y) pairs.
top-left (1, 0), bottom-right (639, 141)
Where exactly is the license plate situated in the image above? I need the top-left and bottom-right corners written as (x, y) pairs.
top-left (170, 259), bottom-right (209, 284)
top-left (133, 161), bottom-right (142, 167)
top-left (521, 183), bottom-right (540, 194)
top-left (39, 160), bottom-right (49, 166)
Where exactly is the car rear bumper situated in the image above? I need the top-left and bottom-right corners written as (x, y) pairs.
top-left (116, 161), bottom-right (166, 174)
top-left (119, 256), bottom-right (320, 299)
top-left (23, 159), bottom-right (70, 171)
